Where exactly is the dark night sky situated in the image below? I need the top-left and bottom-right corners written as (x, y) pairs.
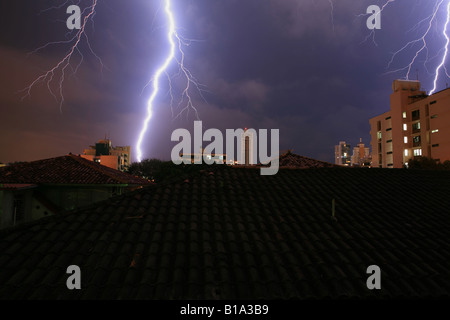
top-left (0, 0), bottom-right (448, 164)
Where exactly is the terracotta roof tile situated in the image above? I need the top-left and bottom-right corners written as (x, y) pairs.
top-left (0, 154), bottom-right (153, 185)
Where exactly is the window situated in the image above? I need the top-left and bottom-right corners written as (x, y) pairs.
top-left (432, 129), bottom-right (439, 133)
top-left (413, 149), bottom-right (422, 156)
top-left (403, 124), bottom-right (407, 131)
top-left (387, 164), bottom-right (393, 167)
top-left (377, 121), bottom-right (381, 131)
top-left (378, 142), bottom-right (382, 153)
top-left (404, 149), bottom-right (408, 156)
top-left (404, 136), bottom-right (408, 143)
top-left (386, 139), bottom-right (392, 143)
top-left (377, 131), bottom-right (382, 140)
top-left (402, 112), bottom-right (407, 119)
top-left (413, 135), bottom-right (421, 147)
top-left (387, 151), bottom-right (393, 154)
top-left (412, 122), bottom-right (421, 133)
top-left (431, 114), bottom-right (438, 119)
top-left (385, 116), bottom-right (391, 120)
top-left (430, 100), bottom-right (437, 105)
top-left (412, 110), bottom-right (420, 120)
top-left (386, 128), bottom-right (392, 132)
top-left (432, 144), bottom-right (439, 147)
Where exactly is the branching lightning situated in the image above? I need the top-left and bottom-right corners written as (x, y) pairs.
top-left (20, 0), bottom-right (103, 113)
top-left (136, 0), bottom-right (204, 162)
top-left (361, 0), bottom-right (450, 95)
top-left (430, 0), bottom-right (450, 94)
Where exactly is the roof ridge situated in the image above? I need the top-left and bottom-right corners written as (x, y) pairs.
top-left (67, 154), bottom-right (151, 184)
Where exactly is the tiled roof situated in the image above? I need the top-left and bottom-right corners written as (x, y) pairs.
top-left (273, 150), bottom-right (337, 168)
top-left (0, 154), bottom-right (152, 186)
top-left (0, 166), bottom-right (449, 299)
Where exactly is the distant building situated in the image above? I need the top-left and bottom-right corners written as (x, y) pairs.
top-left (82, 138), bottom-right (131, 171)
top-left (351, 138), bottom-right (371, 167)
top-left (242, 128), bottom-right (255, 165)
top-left (335, 141), bottom-right (352, 166)
top-left (370, 80), bottom-right (450, 168)
top-left (0, 154), bottom-right (152, 229)
top-left (180, 148), bottom-right (228, 164)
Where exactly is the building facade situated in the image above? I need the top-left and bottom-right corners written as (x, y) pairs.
top-left (351, 138), bottom-right (371, 167)
top-left (82, 139), bottom-right (131, 171)
top-left (335, 141), bottom-right (352, 166)
top-left (370, 80), bottom-right (450, 168)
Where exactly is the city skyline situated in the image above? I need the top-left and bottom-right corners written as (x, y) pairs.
top-left (1, 1), bottom-right (450, 164)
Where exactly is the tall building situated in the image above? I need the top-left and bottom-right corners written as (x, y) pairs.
top-left (351, 138), bottom-right (371, 167)
top-left (242, 128), bottom-right (255, 165)
top-left (82, 138), bottom-right (131, 171)
top-left (334, 141), bottom-right (351, 166)
top-left (370, 80), bottom-right (450, 168)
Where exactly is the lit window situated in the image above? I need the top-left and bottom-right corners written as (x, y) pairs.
top-left (404, 136), bottom-right (408, 143)
top-left (404, 149), bottom-right (408, 156)
top-left (402, 112), bottom-right (407, 119)
top-left (403, 124), bottom-right (407, 131)
top-left (432, 129), bottom-right (439, 133)
top-left (377, 131), bottom-right (382, 140)
top-left (413, 149), bottom-right (422, 156)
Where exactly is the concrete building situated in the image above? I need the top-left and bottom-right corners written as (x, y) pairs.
top-left (82, 138), bottom-right (131, 171)
top-left (370, 80), bottom-right (450, 168)
top-left (334, 141), bottom-right (352, 166)
top-left (351, 138), bottom-right (371, 167)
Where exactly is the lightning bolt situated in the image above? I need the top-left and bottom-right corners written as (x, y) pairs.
top-left (386, 0), bottom-right (446, 79)
top-left (430, 0), bottom-right (450, 94)
top-left (360, 0), bottom-right (450, 95)
top-left (136, 0), bottom-right (204, 163)
top-left (20, 0), bottom-right (103, 113)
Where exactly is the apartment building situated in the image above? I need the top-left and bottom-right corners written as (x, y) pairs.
top-left (334, 141), bottom-right (352, 166)
top-left (369, 80), bottom-right (450, 168)
top-left (82, 138), bottom-right (131, 171)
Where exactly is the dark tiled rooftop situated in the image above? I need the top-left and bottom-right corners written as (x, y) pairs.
top-left (0, 154), bottom-right (152, 185)
top-left (0, 166), bottom-right (450, 299)
top-left (275, 150), bottom-right (337, 168)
